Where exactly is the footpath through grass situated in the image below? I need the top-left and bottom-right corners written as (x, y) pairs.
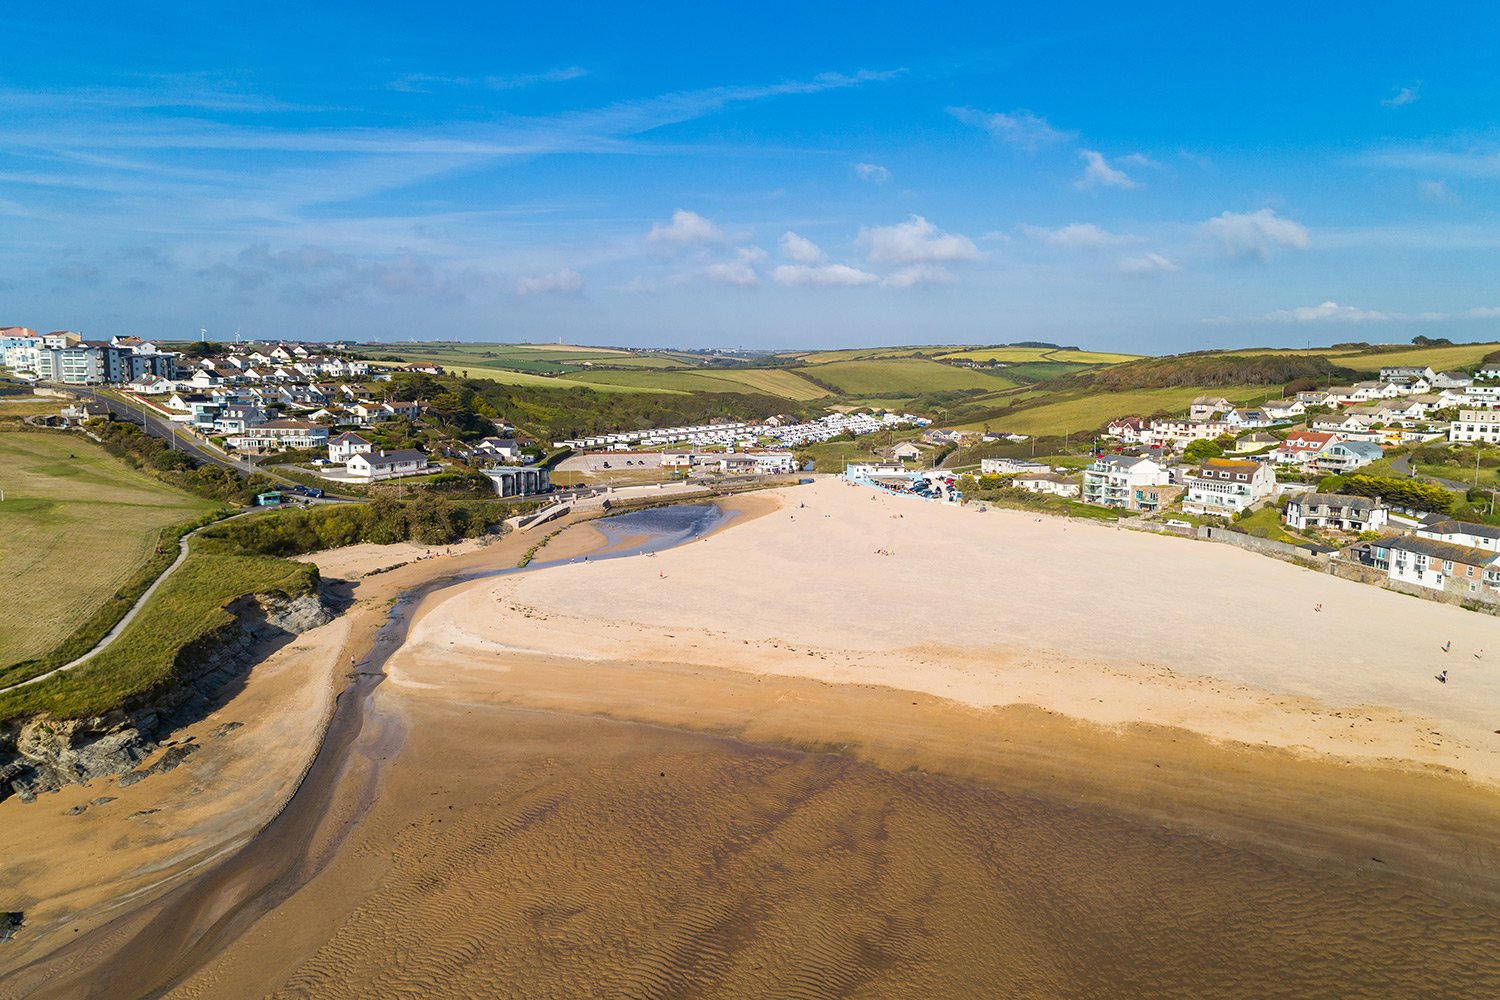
top-left (0, 545), bottom-right (317, 722)
top-left (0, 430), bottom-right (218, 667)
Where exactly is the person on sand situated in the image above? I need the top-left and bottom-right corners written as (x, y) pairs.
top-left (1476, 649), bottom-right (1485, 660)
top-left (1443, 641), bottom-right (1452, 653)
top-left (1437, 670), bottom-right (1448, 684)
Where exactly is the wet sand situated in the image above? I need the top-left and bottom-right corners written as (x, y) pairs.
top-left (7, 485), bottom-right (1500, 997)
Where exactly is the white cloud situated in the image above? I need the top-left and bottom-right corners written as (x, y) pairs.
top-left (1200, 208), bottom-right (1311, 260)
top-left (1074, 150), bottom-right (1138, 191)
top-left (883, 265), bottom-right (952, 288)
top-left (1119, 252), bottom-right (1177, 276)
top-left (779, 231), bottom-right (826, 264)
top-left (1466, 306), bottom-right (1500, 318)
top-left (1419, 179), bottom-right (1456, 202)
top-left (703, 261), bottom-right (759, 286)
top-left (771, 263), bottom-right (878, 287)
top-left (1382, 84), bottom-right (1420, 108)
top-left (854, 162), bottom-right (890, 183)
top-left (859, 215), bottom-right (980, 264)
top-left (1119, 152), bottom-right (1163, 169)
top-left (647, 209), bottom-right (722, 246)
top-left (514, 267), bottom-right (582, 296)
top-left (1019, 222), bottom-right (1137, 248)
top-left (946, 106), bottom-right (1075, 152)
top-left (1265, 301), bottom-right (1390, 323)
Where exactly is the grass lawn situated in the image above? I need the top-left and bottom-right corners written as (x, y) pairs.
top-left (0, 431), bottom-right (218, 668)
top-left (371, 360), bottom-right (673, 393)
top-left (1232, 506), bottom-right (1305, 544)
top-left (801, 440), bottom-right (886, 473)
top-left (935, 347), bottom-right (1143, 364)
top-left (0, 547), bottom-right (316, 722)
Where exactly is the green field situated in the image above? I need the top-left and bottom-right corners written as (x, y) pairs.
top-left (560, 366), bottom-right (829, 400)
top-left (371, 360), bottom-right (675, 394)
top-left (0, 432), bottom-right (218, 667)
top-left (804, 358), bottom-right (1017, 396)
top-left (0, 546), bottom-right (316, 721)
top-left (934, 347), bottom-right (1143, 364)
top-left (1331, 342), bottom-right (1500, 373)
top-left (954, 385), bottom-right (1266, 436)
top-left (0, 396), bottom-right (60, 418)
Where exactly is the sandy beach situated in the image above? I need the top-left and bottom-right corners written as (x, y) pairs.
top-left (7, 483), bottom-right (1500, 998)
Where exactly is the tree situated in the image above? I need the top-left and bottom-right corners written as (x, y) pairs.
top-left (1184, 439), bottom-right (1223, 462)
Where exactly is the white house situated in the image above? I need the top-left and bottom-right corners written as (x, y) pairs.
top-left (1270, 431), bottom-right (1340, 467)
top-left (1188, 395), bottom-right (1233, 420)
top-left (1283, 493), bottom-right (1388, 533)
top-left (1450, 410), bottom-right (1500, 444)
top-left (890, 441), bottom-right (924, 462)
top-left (1182, 458), bottom-right (1276, 516)
top-left (226, 419), bottom-right (329, 452)
top-left (1082, 455), bottom-right (1167, 509)
top-left (1416, 519), bottom-right (1500, 553)
top-left (1261, 399), bottom-right (1307, 421)
top-left (1013, 472), bottom-right (1080, 498)
top-left (1378, 535), bottom-right (1500, 595)
top-left (329, 431), bottom-right (373, 463)
top-left (346, 449), bottom-right (430, 480)
top-left (1315, 440), bottom-right (1384, 472)
top-left (980, 458), bottom-right (1051, 475)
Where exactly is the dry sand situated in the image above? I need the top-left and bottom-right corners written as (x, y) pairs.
top-left (408, 478), bottom-right (1500, 785)
top-left (9, 485), bottom-right (1500, 998)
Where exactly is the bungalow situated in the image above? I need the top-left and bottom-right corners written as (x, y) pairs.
top-left (890, 441), bottom-right (924, 462)
top-left (1416, 519), bottom-right (1500, 553)
top-left (1315, 440), bottom-right (1384, 473)
top-left (1432, 371), bottom-right (1473, 390)
top-left (1188, 395), bottom-right (1234, 420)
top-left (1013, 472), bottom-right (1080, 498)
top-left (1380, 365), bottom-right (1437, 383)
top-left (980, 457), bottom-right (1051, 475)
top-left (346, 448), bottom-right (429, 480)
top-left (1226, 407), bottom-right (1273, 428)
top-left (1295, 390), bottom-right (1338, 408)
top-left (383, 400), bottom-right (421, 420)
top-left (1232, 432), bottom-right (1280, 453)
top-left (1082, 455), bottom-right (1168, 509)
top-left (1270, 430), bottom-right (1340, 467)
top-left (1283, 493), bottom-right (1389, 533)
top-left (1310, 413), bottom-right (1375, 434)
top-left (1261, 398), bottom-right (1307, 421)
top-left (1182, 458), bottom-right (1276, 516)
top-left (471, 437), bottom-right (524, 463)
top-left (1377, 535), bottom-right (1500, 597)
top-left (329, 431), bottom-right (373, 463)
top-left (660, 451), bottom-right (695, 468)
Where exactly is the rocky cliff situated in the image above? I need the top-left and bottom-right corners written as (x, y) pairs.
top-left (0, 591), bottom-right (334, 804)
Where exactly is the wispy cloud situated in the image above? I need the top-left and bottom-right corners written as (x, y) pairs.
top-left (1382, 83), bottom-right (1420, 108)
top-left (859, 215), bottom-right (979, 264)
top-left (1418, 179), bottom-right (1457, 202)
top-left (883, 265), bottom-right (952, 288)
top-left (1200, 208), bottom-right (1310, 260)
top-left (1019, 222), bottom-right (1138, 248)
top-left (946, 106), bottom-right (1075, 152)
top-left (771, 263), bottom-right (878, 287)
top-left (1074, 150), bottom-right (1137, 190)
top-left (853, 162), bottom-right (890, 183)
top-left (1264, 301), bottom-right (1391, 322)
top-left (1119, 252), bottom-right (1177, 276)
top-left (515, 267), bottom-right (583, 296)
top-left (388, 66), bottom-right (588, 93)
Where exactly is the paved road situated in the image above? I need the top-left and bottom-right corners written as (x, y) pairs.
top-left (1390, 453), bottom-right (1478, 492)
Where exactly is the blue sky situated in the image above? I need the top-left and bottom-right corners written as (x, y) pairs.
top-left (5, 3), bottom-right (1500, 352)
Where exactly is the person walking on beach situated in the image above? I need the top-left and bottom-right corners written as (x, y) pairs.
top-left (1437, 670), bottom-right (1448, 684)
top-left (1443, 640), bottom-right (1452, 653)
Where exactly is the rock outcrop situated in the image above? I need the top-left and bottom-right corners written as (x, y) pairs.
top-left (0, 590), bottom-right (334, 804)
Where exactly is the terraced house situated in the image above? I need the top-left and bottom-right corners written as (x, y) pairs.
top-left (1370, 535), bottom-right (1500, 598)
top-left (1283, 493), bottom-right (1388, 533)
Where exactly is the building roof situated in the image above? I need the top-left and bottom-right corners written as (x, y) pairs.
top-left (1294, 492), bottom-right (1381, 510)
top-left (359, 448), bottom-right (427, 465)
top-left (260, 419), bottom-right (324, 429)
top-left (331, 431), bottom-right (371, 444)
top-left (1327, 440), bottom-right (1384, 458)
top-left (1420, 520), bottom-right (1500, 541)
top-left (1384, 535), bottom-right (1500, 564)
